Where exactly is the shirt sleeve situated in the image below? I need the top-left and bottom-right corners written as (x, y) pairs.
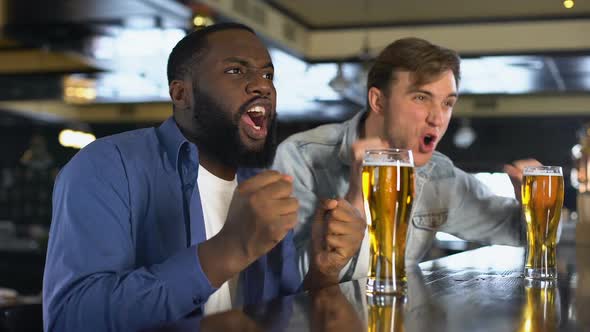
top-left (272, 140), bottom-right (359, 282)
top-left (272, 140), bottom-right (320, 279)
top-left (42, 140), bottom-right (216, 332)
top-left (441, 167), bottom-right (525, 246)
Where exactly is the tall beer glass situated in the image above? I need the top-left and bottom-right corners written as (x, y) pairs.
top-left (522, 166), bottom-right (564, 279)
top-left (362, 149), bottom-right (415, 294)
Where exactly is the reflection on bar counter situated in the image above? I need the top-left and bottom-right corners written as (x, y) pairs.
top-left (517, 280), bottom-right (561, 332)
top-left (367, 294), bottom-right (405, 332)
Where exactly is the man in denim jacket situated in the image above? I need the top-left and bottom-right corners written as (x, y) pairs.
top-left (273, 38), bottom-right (537, 280)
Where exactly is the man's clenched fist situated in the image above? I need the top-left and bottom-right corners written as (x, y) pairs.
top-left (307, 198), bottom-right (366, 288)
top-left (223, 170), bottom-right (299, 260)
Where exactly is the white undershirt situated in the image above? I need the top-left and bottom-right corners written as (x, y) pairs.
top-left (197, 164), bottom-right (239, 315)
top-left (344, 201), bottom-right (371, 280)
top-left (351, 227), bottom-right (371, 280)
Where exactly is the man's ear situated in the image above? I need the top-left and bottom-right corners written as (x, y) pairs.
top-left (367, 87), bottom-right (385, 116)
top-left (169, 80), bottom-right (190, 110)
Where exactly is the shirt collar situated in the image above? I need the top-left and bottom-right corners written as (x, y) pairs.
top-left (156, 116), bottom-right (262, 180)
top-left (338, 109), bottom-right (368, 166)
top-left (157, 116), bottom-right (191, 172)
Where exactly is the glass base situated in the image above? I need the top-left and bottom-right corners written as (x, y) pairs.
top-left (366, 277), bottom-right (406, 295)
top-left (524, 267), bottom-right (557, 280)
top-left (524, 278), bottom-right (557, 288)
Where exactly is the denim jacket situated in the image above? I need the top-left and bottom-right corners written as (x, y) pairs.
top-left (272, 110), bottom-right (523, 280)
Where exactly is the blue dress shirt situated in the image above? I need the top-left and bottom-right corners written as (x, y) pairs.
top-left (43, 117), bottom-right (301, 332)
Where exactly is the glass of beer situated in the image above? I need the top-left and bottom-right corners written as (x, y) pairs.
top-left (521, 166), bottom-right (564, 280)
top-left (362, 149), bottom-right (415, 294)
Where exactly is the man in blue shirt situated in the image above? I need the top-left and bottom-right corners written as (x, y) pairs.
top-left (43, 23), bottom-right (365, 332)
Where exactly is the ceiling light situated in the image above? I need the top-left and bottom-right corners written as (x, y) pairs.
top-left (453, 119), bottom-right (476, 149)
top-left (193, 15), bottom-right (213, 28)
top-left (564, 0), bottom-right (574, 9)
top-left (63, 76), bottom-right (97, 104)
top-left (328, 63), bottom-right (351, 93)
top-left (572, 144), bottom-right (582, 159)
top-left (59, 129), bottom-right (96, 149)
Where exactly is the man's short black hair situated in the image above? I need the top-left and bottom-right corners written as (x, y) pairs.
top-left (166, 22), bottom-right (255, 84)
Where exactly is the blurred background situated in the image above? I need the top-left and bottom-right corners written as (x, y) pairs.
top-left (0, 0), bottom-right (589, 299)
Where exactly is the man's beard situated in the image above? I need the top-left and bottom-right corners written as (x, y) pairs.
top-left (190, 87), bottom-right (277, 169)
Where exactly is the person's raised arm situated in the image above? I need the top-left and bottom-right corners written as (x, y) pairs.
top-left (272, 141), bottom-right (322, 277)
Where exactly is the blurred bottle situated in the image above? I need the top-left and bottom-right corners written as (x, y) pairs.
top-left (573, 123), bottom-right (590, 244)
top-left (574, 124), bottom-right (590, 328)
top-left (574, 124), bottom-right (590, 219)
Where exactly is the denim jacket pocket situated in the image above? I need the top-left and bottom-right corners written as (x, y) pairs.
top-left (412, 210), bottom-right (448, 231)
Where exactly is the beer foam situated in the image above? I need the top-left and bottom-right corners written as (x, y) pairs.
top-left (523, 169), bottom-right (563, 176)
top-left (363, 161), bottom-right (414, 167)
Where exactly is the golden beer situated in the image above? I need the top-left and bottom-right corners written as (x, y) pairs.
top-left (521, 166), bottom-right (564, 279)
top-left (362, 149), bottom-right (415, 294)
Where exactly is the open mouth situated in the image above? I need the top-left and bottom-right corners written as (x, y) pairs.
top-left (420, 133), bottom-right (437, 152)
top-left (240, 105), bottom-right (269, 140)
top-left (245, 106), bottom-right (265, 130)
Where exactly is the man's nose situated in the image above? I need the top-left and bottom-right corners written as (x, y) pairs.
top-left (245, 74), bottom-right (273, 97)
top-left (426, 104), bottom-right (444, 127)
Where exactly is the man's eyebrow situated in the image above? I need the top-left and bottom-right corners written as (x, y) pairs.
top-left (407, 88), bottom-right (433, 96)
top-left (407, 88), bottom-right (458, 98)
top-left (222, 57), bottom-right (274, 69)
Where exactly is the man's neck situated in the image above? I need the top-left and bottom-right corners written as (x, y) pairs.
top-left (198, 152), bottom-right (236, 181)
top-left (362, 111), bottom-right (384, 140)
